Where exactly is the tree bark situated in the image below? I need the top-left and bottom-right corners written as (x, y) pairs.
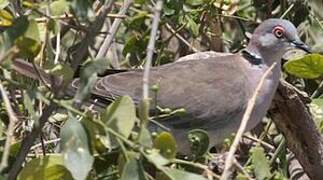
top-left (270, 80), bottom-right (323, 180)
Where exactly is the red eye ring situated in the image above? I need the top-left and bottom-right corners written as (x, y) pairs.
top-left (273, 26), bottom-right (285, 38)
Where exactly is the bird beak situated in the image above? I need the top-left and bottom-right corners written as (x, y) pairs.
top-left (290, 40), bottom-right (311, 53)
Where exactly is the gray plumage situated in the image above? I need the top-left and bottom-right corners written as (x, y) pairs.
top-left (83, 19), bottom-right (310, 152)
top-left (9, 19), bottom-right (309, 153)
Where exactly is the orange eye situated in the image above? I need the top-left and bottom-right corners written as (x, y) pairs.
top-left (273, 26), bottom-right (285, 38)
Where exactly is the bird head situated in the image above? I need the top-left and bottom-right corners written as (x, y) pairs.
top-left (246, 19), bottom-right (310, 65)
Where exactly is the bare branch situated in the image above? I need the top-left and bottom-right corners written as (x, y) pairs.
top-left (54, 27), bottom-right (61, 64)
top-left (270, 80), bottom-right (323, 179)
top-left (7, 103), bottom-right (57, 180)
top-left (7, 2), bottom-right (115, 178)
top-left (143, 0), bottom-right (163, 99)
top-left (221, 62), bottom-right (277, 179)
top-left (165, 23), bottom-right (199, 53)
top-left (70, 0), bottom-right (115, 70)
top-left (96, 0), bottom-right (133, 59)
top-left (0, 82), bottom-right (18, 172)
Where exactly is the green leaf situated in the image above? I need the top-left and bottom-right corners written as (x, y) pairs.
top-left (23, 90), bottom-right (39, 121)
top-left (19, 19), bottom-right (40, 42)
top-left (102, 96), bottom-right (136, 139)
top-left (5, 18), bottom-right (41, 58)
top-left (74, 58), bottom-right (109, 104)
top-left (284, 54), bottom-right (323, 79)
top-left (60, 115), bottom-right (94, 180)
top-left (48, 64), bottom-right (74, 84)
top-left (153, 132), bottom-right (177, 159)
top-left (18, 154), bottom-right (73, 180)
top-left (69, 0), bottom-right (93, 21)
top-left (185, 0), bottom-right (204, 6)
top-left (50, 0), bottom-right (69, 16)
top-left (81, 117), bottom-right (111, 153)
top-left (5, 16), bottom-right (29, 42)
top-left (138, 126), bottom-right (153, 148)
top-left (120, 159), bottom-right (147, 180)
top-left (0, 9), bottom-right (13, 26)
top-left (15, 36), bottom-right (41, 58)
top-left (310, 98), bottom-right (323, 133)
top-left (47, 19), bottom-right (59, 35)
top-left (186, 16), bottom-right (199, 37)
top-left (123, 34), bottom-right (149, 57)
top-left (251, 146), bottom-right (271, 180)
top-left (144, 149), bottom-right (170, 169)
top-left (187, 129), bottom-right (209, 158)
top-left (162, 168), bottom-right (206, 180)
top-left (164, 0), bottom-right (184, 16)
top-left (163, 5), bottom-right (175, 16)
top-left (126, 12), bottom-right (149, 30)
top-left (0, 0), bottom-right (9, 9)
top-left (8, 141), bottom-right (21, 157)
top-left (134, 0), bottom-right (148, 4)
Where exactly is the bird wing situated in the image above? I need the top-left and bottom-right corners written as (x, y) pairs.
top-left (93, 53), bottom-right (251, 126)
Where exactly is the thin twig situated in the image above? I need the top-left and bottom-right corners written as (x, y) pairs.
top-left (221, 62), bottom-right (277, 179)
top-left (39, 133), bottom-right (46, 156)
top-left (96, 0), bottom-right (133, 59)
top-left (70, 0), bottom-right (115, 71)
top-left (311, 80), bottom-right (323, 98)
top-left (8, 2), bottom-right (114, 178)
top-left (31, 62), bottom-right (52, 89)
top-left (35, 14), bottom-right (127, 23)
top-left (143, 0), bottom-right (163, 99)
top-left (280, 3), bottom-right (294, 19)
top-left (269, 137), bottom-right (286, 165)
top-left (106, 18), bottom-right (120, 69)
top-left (172, 159), bottom-right (220, 179)
top-left (243, 135), bottom-right (275, 150)
top-left (233, 159), bottom-right (254, 180)
top-left (0, 82), bottom-right (18, 172)
top-left (30, 138), bottom-right (61, 151)
top-left (165, 23), bottom-right (199, 53)
top-left (54, 26), bottom-right (61, 64)
top-left (7, 103), bottom-right (57, 180)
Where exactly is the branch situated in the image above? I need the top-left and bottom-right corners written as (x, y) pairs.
top-left (143, 0), bottom-right (163, 100)
top-left (0, 82), bottom-right (18, 172)
top-left (7, 103), bottom-right (57, 180)
top-left (311, 80), bottom-right (323, 98)
top-left (221, 62), bottom-right (277, 179)
top-left (7, 2), bottom-right (115, 179)
top-left (165, 23), bottom-right (199, 53)
top-left (70, 0), bottom-right (115, 70)
top-left (269, 80), bottom-right (323, 180)
top-left (96, 0), bottom-right (133, 59)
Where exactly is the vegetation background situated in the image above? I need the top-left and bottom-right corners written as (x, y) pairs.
top-left (0, 0), bottom-right (323, 179)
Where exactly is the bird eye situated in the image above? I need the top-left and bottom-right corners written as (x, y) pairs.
top-left (273, 26), bottom-right (285, 38)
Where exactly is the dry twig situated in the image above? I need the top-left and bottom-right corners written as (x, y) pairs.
top-left (7, 2), bottom-right (114, 179)
top-left (96, 0), bottom-right (133, 59)
top-left (221, 62), bottom-right (277, 179)
top-left (0, 82), bottom-right (18, 172)
top-left (165, 23), bottom-right (199, 53)
top-left (143, 0), bottom-right (163, 99)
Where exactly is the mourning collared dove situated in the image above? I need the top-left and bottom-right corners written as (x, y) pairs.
top-left (12, 19), bottom-right (310, 153)
top-left (88, 19), bottom-right (310, 152)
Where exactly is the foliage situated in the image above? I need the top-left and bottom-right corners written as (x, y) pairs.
top-left (0, 0), bottom-right (322, 179)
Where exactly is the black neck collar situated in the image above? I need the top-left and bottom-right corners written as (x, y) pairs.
top-left (241, 50), bottom-right (263, 65)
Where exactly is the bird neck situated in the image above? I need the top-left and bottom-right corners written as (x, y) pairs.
top-left (244, 44), bottom-right (283, 67)
top-left (241, 49), bottom-right (263, 65)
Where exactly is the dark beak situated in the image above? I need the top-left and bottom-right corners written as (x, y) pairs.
top-left (290, 40), bottom-right (311, 53)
